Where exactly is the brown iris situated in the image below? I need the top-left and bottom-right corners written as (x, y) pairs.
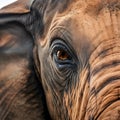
top-left (56, 49), bottom-right (70, 61)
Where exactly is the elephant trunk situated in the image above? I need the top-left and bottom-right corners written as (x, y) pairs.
top-left (87, 37), bottom-right (120, 119)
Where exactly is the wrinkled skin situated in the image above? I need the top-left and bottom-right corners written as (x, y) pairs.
top-left (0, 1), bottom-right (50, 120)
top-left (0, 0), bottom-right (120, 120)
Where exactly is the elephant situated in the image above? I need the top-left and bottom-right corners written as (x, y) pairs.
top-left (0, 0), bottom-right (120, 120)
top-left (0, 1), bottom-right (50, 120)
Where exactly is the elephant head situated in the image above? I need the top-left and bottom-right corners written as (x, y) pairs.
top-left (31, 0), bottom-right (120, 119)
top-left (0, 0), bottom-right (120, 120)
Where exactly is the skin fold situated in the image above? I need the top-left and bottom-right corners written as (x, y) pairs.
top-left (0, 0), bottom-right (120, 120)
top-left (0, 2), bottom-right (50, 120)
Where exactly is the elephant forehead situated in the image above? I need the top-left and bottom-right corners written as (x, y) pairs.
top-left (68, 0), bottom-right (120, 14)
top-left (40, 0), bottom-right (120, 44)
top-left (48, 6), bottom-right (120, 55)
top-left (40, 0), bottom-right (120, 63)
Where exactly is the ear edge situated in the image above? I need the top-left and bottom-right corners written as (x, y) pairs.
top-left (0, 0), bottom-right (34, 14)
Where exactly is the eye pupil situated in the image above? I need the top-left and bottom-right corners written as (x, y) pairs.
top-left (57, 50), bottom-right (70, 60)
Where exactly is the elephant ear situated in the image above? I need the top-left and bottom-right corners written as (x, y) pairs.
top-left (0, 0), bottom-right (50, 120)
top-left (0, 0), bottom-right (33, 13)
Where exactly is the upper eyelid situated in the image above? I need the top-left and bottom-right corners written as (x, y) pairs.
top-left (50, 40), bottom-right (69, 53)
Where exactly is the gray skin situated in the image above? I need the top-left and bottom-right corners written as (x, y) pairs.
top-left (0, 0), bottom-right (120, 120)
top-left (0, 23), bottom-right (51, 120)
top-left (0, 1), bottom-right (50, 120)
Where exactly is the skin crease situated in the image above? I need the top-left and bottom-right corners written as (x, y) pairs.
top-left (0, 23), bottom-right (51, 120)
top-left (0, 0), bottom-right (120, 120)
top-left (32, 0), bottom-right (120, 120)
top-left (0, 2), bottom-right (51, 120)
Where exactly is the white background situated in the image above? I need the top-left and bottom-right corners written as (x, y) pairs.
top-left (0, 0), bottom-right (17, 9)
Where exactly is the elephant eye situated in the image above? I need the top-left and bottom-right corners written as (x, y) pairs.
top-left (56, 49), bottom-right (71, 61)
top-left (50, 40), bottom-right (75, 68)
